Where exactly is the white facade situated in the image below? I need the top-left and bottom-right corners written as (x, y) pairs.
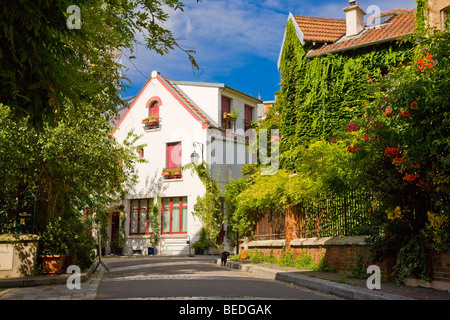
top-left (111, 71), bottom-right (261, 256)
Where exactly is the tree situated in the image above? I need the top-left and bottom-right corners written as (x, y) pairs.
top-left (0, 0), bottom-right (200, 127)
top-left (0, 102), bottom-right (145, 234)
top-left (338, 27), bottom-right (450, 283)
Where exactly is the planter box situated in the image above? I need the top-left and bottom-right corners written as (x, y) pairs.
top-left (40, 255), bottom-right (68, 275)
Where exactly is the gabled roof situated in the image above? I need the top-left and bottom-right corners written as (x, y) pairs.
top-left (307, 9), bottom-right (416, 57)
top-left (110, 72), bottom-right (216, 136)
top-left (160, 75), bottom-right (217, 127)
top-left (278, 8), bottom-right (416, 66)
top-left (293, 15), bottom-right (346, 43)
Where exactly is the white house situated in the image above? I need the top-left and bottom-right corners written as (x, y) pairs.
top-left (110, 70), bottom-right (261, 256)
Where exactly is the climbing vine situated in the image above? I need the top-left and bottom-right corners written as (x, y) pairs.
top-left (184, 161), bottom-right (224, 247)
top-left (268, 19), bottom-right (415, 171)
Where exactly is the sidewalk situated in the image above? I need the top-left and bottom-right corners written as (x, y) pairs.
top-left (0, 260), bottom-right (105, 300)
top-left (219, 259), bottom-right (450, 300)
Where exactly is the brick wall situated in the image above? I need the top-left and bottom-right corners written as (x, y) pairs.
top-left (431, 252), bottom-right (450, 283)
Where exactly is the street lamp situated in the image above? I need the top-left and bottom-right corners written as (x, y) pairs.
top-left (190, 142), bottom-right (203, 164)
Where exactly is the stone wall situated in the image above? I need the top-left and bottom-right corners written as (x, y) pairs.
top-left (0, 234), bottom-right (40, 278)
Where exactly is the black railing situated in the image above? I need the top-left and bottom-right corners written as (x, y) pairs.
top-left (254, 190), bottom-right (382, 240)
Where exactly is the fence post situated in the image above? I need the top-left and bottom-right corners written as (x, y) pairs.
top-left (344, 193), bottom-right (348, 236)
top-left (317, 197), bottom-right (321, 238)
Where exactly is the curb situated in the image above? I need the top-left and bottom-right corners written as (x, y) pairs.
top-left (0, 259), bottom-right (100, 289)
top-left (218, 259), bottom-right (414, 300)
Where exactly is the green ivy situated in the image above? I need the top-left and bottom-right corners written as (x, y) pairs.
top-left (270, 19), bottom-right (415, 171)
top-left (184, 161), bottom-right (224, 247)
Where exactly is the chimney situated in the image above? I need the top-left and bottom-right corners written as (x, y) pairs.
top-left (343, 0), bottom-right (366, 37)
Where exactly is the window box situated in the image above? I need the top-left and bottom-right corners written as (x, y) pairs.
top-left (222, 114), bottom-right (236, 130)
top-left (142, 116), bottom-right (160, 129)
top-left (162, 167), bottom-right (182, 179)
top-left (223, 113), bottom-right (237, 121)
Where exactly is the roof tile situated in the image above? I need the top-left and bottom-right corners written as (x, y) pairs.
top-left (305, 9), bottom-right (416, 57)
top-left (294, 15), bottom-right (346, 43)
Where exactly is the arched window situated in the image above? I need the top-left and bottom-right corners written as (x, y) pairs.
top-left (149, 100), bottom-right (159, 118)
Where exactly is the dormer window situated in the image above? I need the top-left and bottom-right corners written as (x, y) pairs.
top-left (142, 99), bottom-right (160, 130)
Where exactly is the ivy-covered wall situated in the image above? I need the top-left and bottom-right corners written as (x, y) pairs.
top-left (274, 19), bottom-right (415, 170)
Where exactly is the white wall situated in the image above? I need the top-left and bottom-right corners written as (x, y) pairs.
top-left (112, 74), bottom-right (259, 256)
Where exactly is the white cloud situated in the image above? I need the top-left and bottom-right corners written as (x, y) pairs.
top-left (121, 0), bottom-right (418, 96)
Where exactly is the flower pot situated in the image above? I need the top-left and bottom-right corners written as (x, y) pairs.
top-left (40, 255), bottom-right (68, 275)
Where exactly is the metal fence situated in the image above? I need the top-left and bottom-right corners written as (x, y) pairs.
top-left (294, 191), bottom-right (381, 238)
top-left (254, 190), bottom-right (381, 239)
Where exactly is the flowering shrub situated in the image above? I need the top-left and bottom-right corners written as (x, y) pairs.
top-left (337, 27), bottom-right (449, 283)
top-left (416, 53), bottom-right (434, 71)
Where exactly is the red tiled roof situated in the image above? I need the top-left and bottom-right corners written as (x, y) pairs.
top-left (294, 15), bottom-right (346, 43)
top-left (306, 9), bottom-right (416, 57)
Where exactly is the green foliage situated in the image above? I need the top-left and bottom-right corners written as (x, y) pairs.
top-left (149, 203), bottom-right (161, 248)
top-left (270, 19), bottom-right (414, 171)
top-left (336, 27), bottom-right (450, 282)
top-left (392, 234), bottom-right (432, 284)
top-left (248, 249), bottom-right (319, 271)
top-left (39, 213), bottom-right (96, 270)
top-left (0, 102), bottom-right (144, 234)
top-left (185, 161), bottom-right (223, 247)
top-left (225, 141), bottom-right (360, 237)
top-left (345, 255), bottom-right (369, 279)
top-left (191, 227), bottom-right (214, 252)
top-left (0, 0), bottom-right (201, 127)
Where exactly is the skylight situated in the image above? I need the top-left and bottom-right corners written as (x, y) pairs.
top-left (366, 13), bottom-right (395, 27)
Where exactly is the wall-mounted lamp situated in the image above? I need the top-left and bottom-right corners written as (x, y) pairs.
top-left (190, 142), bottom-right (204, 164)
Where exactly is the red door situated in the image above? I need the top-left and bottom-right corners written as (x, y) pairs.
top-left (166, 142), bottom-right (182, 169)
top-left (222, 96), bottom-right (231, 115)
top-left (111, 212), bottom-right (120, 241)
top-left (245, 105), bottom-right (253, 122)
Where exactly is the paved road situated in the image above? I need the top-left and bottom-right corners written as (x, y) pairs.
top-left (96, 256), bottom-right (341, 300)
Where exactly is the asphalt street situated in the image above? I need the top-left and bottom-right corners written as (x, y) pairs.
top-left (96, 256), bottom-right (341, 300)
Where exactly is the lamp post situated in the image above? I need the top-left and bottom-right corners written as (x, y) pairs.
top-left (190, 142), bottom-right (203, 164)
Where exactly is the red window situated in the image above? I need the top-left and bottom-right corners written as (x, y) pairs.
top-left (130, 199), bottom-right (153, 235)
top-left (222, 96), bottom-right (231, 116)
top-left (162, 197), bottom-right (188, 234)
top-left (166, 142), bottom-right (182, 170)
top-left (149, 101), bottom-right (159, 118)
top-left (244, 105), bottom-right (253, 130)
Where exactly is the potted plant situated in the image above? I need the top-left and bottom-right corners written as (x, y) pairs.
top-left (191, 227), bottom-right (212, 255)
top-left (170, 167), bottom-right (182, 177)
top-left (161, 168), bottom-right (171, 177)
top-left (223, 108), bottom-right (240, 120)
top-left (162, 167), bottom-right (182, 179)
top-left (142, 116), bottom-right (159, 127)
top-left (39, 217), bottom-right (70, 274)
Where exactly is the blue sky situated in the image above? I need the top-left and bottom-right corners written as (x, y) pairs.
top-left (120, 0), bottom-right (417, 102)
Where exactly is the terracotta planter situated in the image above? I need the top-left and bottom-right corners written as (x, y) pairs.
top-left (40, 255), bottom-right (68, 275)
